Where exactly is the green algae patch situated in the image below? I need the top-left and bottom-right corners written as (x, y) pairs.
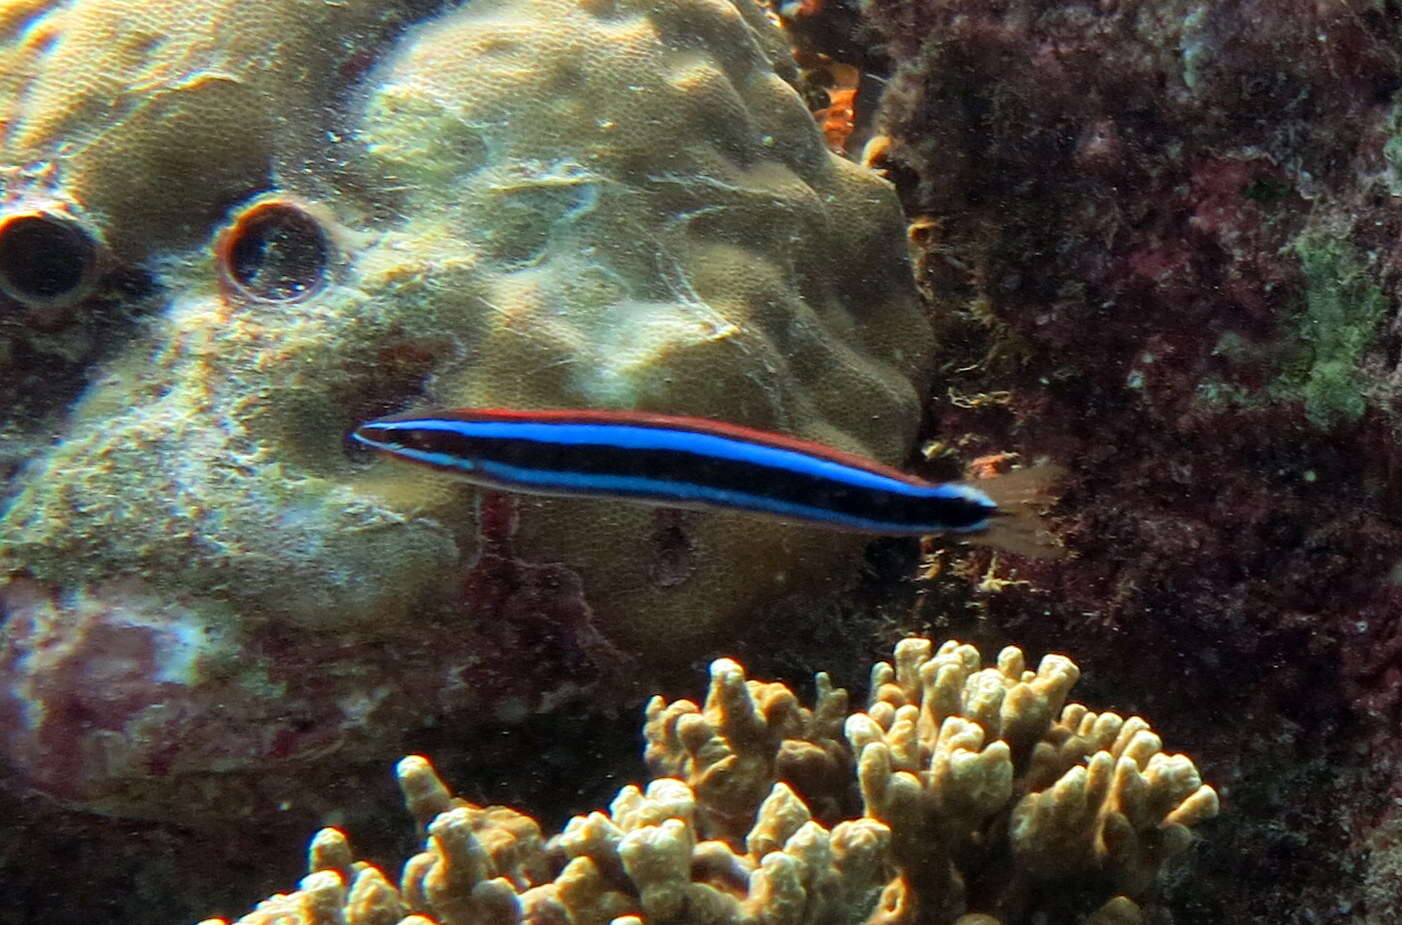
top-left (1190, 237), bottom-right (1389, 428)
top-left (1382, 91), bottom-right (1402, 198)
top-left (1289, 234), bottom-right (1388, 429)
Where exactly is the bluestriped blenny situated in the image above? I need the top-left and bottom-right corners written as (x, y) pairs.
top-left (352, 408), bottom-right (1062, 552)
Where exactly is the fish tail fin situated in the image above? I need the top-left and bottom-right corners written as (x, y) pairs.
top-left (967, 462), bottom-right (1068, 559)
top-left (977, 461), bottom-right (1068, 509)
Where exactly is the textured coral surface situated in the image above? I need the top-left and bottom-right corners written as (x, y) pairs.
top-left (201, 639), bottom-right (1217, 925)
top-left (0, 0), bottom-right (930, 818)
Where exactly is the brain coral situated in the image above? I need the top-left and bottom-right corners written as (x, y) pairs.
top-left (0, 0), bottom-right (932, 817)
top-left (201, 638), bottom-right (1219, 925)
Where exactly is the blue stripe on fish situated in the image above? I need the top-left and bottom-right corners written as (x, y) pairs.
top-left (374, 418), bottom-right (950, 497)
top-left (352, 408), bottom-right (1000, 535)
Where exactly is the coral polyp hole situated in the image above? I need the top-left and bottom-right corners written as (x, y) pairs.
top-left (218, 199), bottom-right (331, 303)
top-left (0, 211), bottom-right (100, 308)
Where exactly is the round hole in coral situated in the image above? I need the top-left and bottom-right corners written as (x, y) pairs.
top-left (0, 211), bottom-right (101, 308)
top-left (217, 197), bottom-right (332, 303)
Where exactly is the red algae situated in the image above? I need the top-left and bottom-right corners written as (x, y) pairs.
top-left (859, 0), bottom-right (1402, 918)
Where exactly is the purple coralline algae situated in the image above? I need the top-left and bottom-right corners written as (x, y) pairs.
top-left (854, 0), bottom-right (1402, 919)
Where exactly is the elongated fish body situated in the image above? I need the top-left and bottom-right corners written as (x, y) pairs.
top-left (352, 408), bottom-right (998, 534)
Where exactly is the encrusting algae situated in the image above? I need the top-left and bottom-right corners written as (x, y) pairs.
top-left (201, 638), bottom-right (1218, 925)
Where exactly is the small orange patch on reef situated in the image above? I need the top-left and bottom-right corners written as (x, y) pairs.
top-left (801, 59), bottom-right (860, 154)
top-left (967, 451), bottom-right (1020, 480)
top-left (764, 2), bottom-right (862, 156)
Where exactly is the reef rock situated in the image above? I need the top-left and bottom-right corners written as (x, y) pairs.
top-left (849, 0), bottom-right (1402, 919)
top-left (0, 0), bottom-right (932, 818)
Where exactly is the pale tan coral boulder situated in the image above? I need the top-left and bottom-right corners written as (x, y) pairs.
top-left (346, 0), bottom-right (936, 649)
top-left (0, 0), bottom-right (931, 818)
top-left (2, 0), bottom-right (405, 256)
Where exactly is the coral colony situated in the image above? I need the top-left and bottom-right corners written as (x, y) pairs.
top-left (0, 0), bottom-right (929, 818)
top-left (201, 639), bottom-right (1217, 925)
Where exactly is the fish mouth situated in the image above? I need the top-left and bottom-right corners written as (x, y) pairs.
top-left (350, 424), bottom-right (384, 449)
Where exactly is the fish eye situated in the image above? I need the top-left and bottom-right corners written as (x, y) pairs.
top-left (0, 209), bottom-right (102, 311)
top-left (215, 195), bottom-right (333, 303)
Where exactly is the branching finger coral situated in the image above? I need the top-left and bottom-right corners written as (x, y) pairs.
top-left (200, 638), bottom-right (1218, 925)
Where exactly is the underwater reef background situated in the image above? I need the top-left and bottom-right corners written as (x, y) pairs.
top-left (4, 0), bottom-right (1402, 922)
top-left (850, 0), bottom-right (1402, 919)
